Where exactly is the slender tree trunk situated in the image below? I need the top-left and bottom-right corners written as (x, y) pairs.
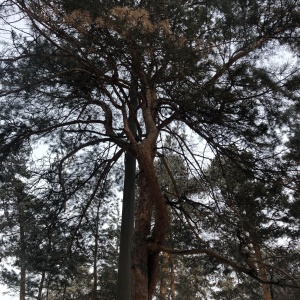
top-left (45, 275), bottom-right (50, 300)
top-left (159, 252), bottom-right (169, 300)
top-left (93, 232), bottom-right (99, 298)
top-left (19, 222), bottom-right (26, 300)
top-left (254, 244), bottom-right (273, 300)
top-left (170, 256), bottom-right (175, 300)
top-left (37, 271), bottom-right (46, 300)
top-left (92, 200), bottom-right (101, 299)
top-left (62, 284), bottom-right (67, 299)
top-left (19, 263), bottom-right (26, 300)
top-left (17, 195), bottom-right (26, 300)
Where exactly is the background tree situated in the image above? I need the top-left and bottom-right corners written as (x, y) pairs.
top-left (0, 151), bottom-right (32, 300)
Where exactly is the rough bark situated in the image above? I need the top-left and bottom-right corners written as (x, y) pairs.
top-left (132, 147), bottom-right (169, 300)
top-left (128, 82), bottom-right (169, 299)
top-left (254, 244), bottom-right (273, 300)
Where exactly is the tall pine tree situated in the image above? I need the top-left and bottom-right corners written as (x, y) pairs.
top-left (1, 1), bottom-right (300, 298)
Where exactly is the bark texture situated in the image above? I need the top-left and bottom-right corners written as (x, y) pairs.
top-left (131, 144), bottom-right (169, 299)
top-left (254, 244), bottom-right (273, 300)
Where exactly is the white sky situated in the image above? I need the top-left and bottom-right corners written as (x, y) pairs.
top-left (0, 286), bottom-right (16, 300)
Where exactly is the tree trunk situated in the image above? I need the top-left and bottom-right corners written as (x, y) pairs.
top-left (37, 271), bottom-right (45, 300)
top-left (117, 73), bottom-right (138, 300)
top-left (19, 222), bottom-right (26, 300)
top-left (159, 252), bottom-right (169, 300)
top-left (62, 284), bottom-right (67, 299)
top-left (132, 149), bottom-right (169, 299)
top-left (254, 244), bottom-right (273, 300)
top-left (93, 216), bottom-right (99, 298)
top-left (19, 263), bottom-right (26, 300)
top-left (117, 152), bottom-right (136, 300)
top-left (18, 196), bottom-right (26, 300)
top-left (170, 256), bottom-right (175, 300)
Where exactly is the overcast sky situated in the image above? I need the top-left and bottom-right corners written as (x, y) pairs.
top-left (0, 286), bottom-right (16, 300)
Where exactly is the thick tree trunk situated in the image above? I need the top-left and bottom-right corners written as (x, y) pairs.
top-left (117, 73), bottom-right (138, 300)
top-left (132, 149), bottom-right (169, 299)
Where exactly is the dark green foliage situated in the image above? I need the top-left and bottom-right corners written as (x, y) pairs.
top-left (0, 0), bottom-right (300, 298)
